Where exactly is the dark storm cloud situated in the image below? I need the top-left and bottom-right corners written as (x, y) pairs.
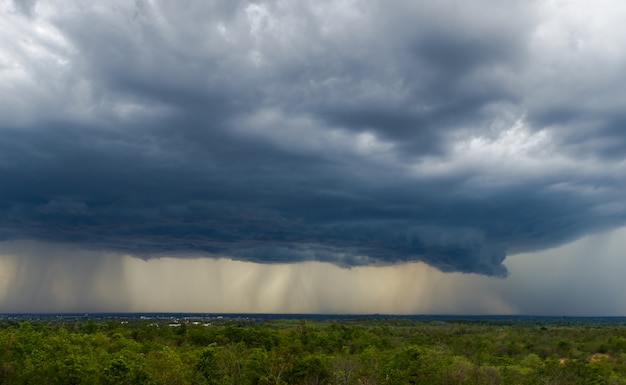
top-left (1, 0), bottom-right (625, 276)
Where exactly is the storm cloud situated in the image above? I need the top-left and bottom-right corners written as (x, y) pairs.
top-left (1, 0), bottom-right (625, 277)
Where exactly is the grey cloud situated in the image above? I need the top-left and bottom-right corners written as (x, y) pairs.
top-left (1, 0), bottom-right (625, 277)
top-left (12, 0), bottom-right (37, 17)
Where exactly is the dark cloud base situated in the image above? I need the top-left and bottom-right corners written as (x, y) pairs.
top-left (2, 121), bottom-right (622, 277)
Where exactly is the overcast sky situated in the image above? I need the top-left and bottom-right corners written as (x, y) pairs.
top-left (1, 0), bottom-right (625, 315)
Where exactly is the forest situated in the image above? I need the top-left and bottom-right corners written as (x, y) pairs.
top-left (1, 315), bottom-right (626, 384)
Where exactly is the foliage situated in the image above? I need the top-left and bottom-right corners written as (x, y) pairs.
top-left (1, 317), bottom-right (626, 384)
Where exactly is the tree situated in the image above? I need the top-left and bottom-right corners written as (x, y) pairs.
top-left (104, 356), bottom-right (132, 385)
top-left (146, 346), bottom-right (190, 385)
top-left (332, 347), bottom-right (358, 385)
top-left (287, 354), bottom-right (331, 385)
top-left (194, 344), bottom-right (221, 385)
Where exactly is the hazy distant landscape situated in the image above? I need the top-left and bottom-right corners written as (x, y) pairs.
top-left (4, 313), bottom-right (626, 324)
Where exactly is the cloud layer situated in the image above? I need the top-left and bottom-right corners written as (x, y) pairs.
top-left (1, 0), bottom-right (625, 276)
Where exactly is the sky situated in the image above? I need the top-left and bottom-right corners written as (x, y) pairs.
top-left (1, 0), bottom-right (625, 315)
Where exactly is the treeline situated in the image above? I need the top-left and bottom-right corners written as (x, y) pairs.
top-left (2, 317), bottom-right (626, 384)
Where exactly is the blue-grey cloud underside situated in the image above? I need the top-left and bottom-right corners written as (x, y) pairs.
top-left (1, 0), bottom-right (625, 277)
